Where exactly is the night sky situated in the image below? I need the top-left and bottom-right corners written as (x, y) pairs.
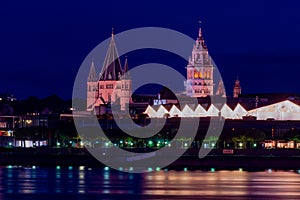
top-left (0, 0), bottom-right (300, 100)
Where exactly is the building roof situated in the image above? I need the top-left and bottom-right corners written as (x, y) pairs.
top-left (87, 61), bottom-right (98, 82)
top-left (100, 31), bottom-right (123, 81)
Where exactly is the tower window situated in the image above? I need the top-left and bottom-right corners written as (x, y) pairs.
top-left (106, 84), bottom-right (114, 89)
top-left (194, 71), bottom-right (198, 78)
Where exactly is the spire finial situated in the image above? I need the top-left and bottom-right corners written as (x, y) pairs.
top-left (111, 27), bottom-right (114, 39)
top-left (198, 20), bottom-right (202, 37)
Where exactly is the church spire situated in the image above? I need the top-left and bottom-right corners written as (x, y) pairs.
top-left (100, 28), bottom-right (122, 81)
top-left (88, 60), bottom-right (98, 82)
top-left (122, 56), bottom-right (130, 79)
top-left (198, 20), bottom-right (202, 38)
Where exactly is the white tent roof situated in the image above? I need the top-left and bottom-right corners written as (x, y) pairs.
top-left (181, 104), bottom-right (195, 117)
top-left (220, 104), bottom-right (238, 119)
top-left (206, 104), bottom-right (219, 117)
top-left (194, 104), bottom-right (207, 117)
top-left (233, 103), bottom-right (247, 119)
top-left (144, 105), bottom-right (158, 118)
top-left (156, 105), bottom-right (169, 118)
top-left (247, 100), bottom-right (300, 120)
top-left (169, 105), bottom-right (182, 117)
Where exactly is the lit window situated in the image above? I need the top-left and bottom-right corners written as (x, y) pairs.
top-left (194, 71), bottom-right (198, 78)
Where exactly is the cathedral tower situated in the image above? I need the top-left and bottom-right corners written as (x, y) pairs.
top-left (86, 29), bottom-right (132, 111)
top-left (185, 28), bottom-right (214, 97)
top-left (98, 31), bottom-right (123, 104)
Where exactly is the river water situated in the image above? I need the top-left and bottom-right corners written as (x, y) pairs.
top-left (0, 166), bottom-right (300, 199)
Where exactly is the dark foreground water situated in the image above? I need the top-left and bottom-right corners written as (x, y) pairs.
top-left (1, 166), bottom-right (300, 200)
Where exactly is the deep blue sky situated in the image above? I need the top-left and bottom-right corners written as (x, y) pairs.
top-left (0, 0), bottom-right (300, 99)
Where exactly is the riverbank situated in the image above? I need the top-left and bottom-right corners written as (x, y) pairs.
top-left (0, 147), bottom-right (300, 170)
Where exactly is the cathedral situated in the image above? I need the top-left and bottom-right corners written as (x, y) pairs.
top-left (87, 31), bottom-right (132, 112)
top-left (87, 27), bottom-right (241, 112)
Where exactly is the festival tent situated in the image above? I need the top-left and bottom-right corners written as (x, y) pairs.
top-left (233, 103), bottom-right (248, 119)
top-left (181, 104), bottom-right (195, 117)
top-left (156, 105), bottom-right (169, 118)
top-left (194, 104), bottom-right (207, 117)
top-left (206, 104), bottom-right (219, 117)
top-left (144, 105), bottom-right (158, 118)
top-left (247, 100), bottom-right (300, 120)
top-left (169, 105), bottom-right (182, 117)
top-left (220, 104), bottom-right (238, 119)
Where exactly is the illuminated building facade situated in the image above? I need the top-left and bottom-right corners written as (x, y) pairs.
top-left (87, 31), bottom-right (132, 111)
top-left (185, 28), bottom-right (214, 97)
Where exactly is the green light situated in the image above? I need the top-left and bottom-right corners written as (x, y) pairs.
top-left (210, 168), bottom-right (215, 172)
top-left (32, 166), bottom-right (36, 169)
top-left (184, 167), bottom-right (188, 172)
top-left (156, 167), bottom-right (161, 171)
top-left (68, 166), bottom-right (73, 170)
top-left (148, 167), bottom-right (153, 172)
top-left (253, 143), bottom-right (257, 147)
top-left (56, 166), bottom-right (61, 170)
top-left (239, 168), bottom-right (243, 172)
top-left (104, 167), bottom-right (109, 171)
top-left (7, 165), bottom-right (12, 169)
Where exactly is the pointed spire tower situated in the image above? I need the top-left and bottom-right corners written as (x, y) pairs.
top-left (122, 56), bottom-right (130, 79)
top-left (120, 57), bottom-right (132, 110)
top-left (87, 60), bottom-right (99, 109)
top-left (185, 21), bottom-right (214, 97)
top-left (233, 77), bottom-right (241, 98)
top-left (88, 60), bottom-right (98, 82)
top-left (100, 28), bottom-right (123, 81)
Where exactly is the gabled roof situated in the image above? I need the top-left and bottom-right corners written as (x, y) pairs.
top-left (194, 104), bottom-right (207, 117)
top-left (144, 105), bottom-right (158, 118)
top-left (206, 104), bottom-right (219, 116)
top-left (156, 105), bottom-right (169, 118)
top-left (182, 105), bottom-right (195, 117)
top-left (169, 105), bottom-right (182, 117)
top-left (233, 103), bottom-right (248, 118)
top-left (248, 100), bottom-right (300, 113)
top-left (220, 104), bottom-right (238, 119)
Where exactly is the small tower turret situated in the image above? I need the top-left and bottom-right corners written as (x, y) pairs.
top-left (233, 77), bottom-right (241, 98)
top-left (87, 60), bottom-right (98, 109)
top-left (120, 57), bottom-right (132, 110)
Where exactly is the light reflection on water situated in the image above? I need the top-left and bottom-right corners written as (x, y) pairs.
top-left (0, 166), bottom-right (300, 199)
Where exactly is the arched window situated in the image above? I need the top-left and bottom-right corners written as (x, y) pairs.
top-left (199, 72), bottom-right (202, 78)
top-left (194, 71), bottom-right (198, 78)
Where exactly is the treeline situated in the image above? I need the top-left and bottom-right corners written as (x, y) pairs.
top-left (8, 95), bottom-right (86, 115)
